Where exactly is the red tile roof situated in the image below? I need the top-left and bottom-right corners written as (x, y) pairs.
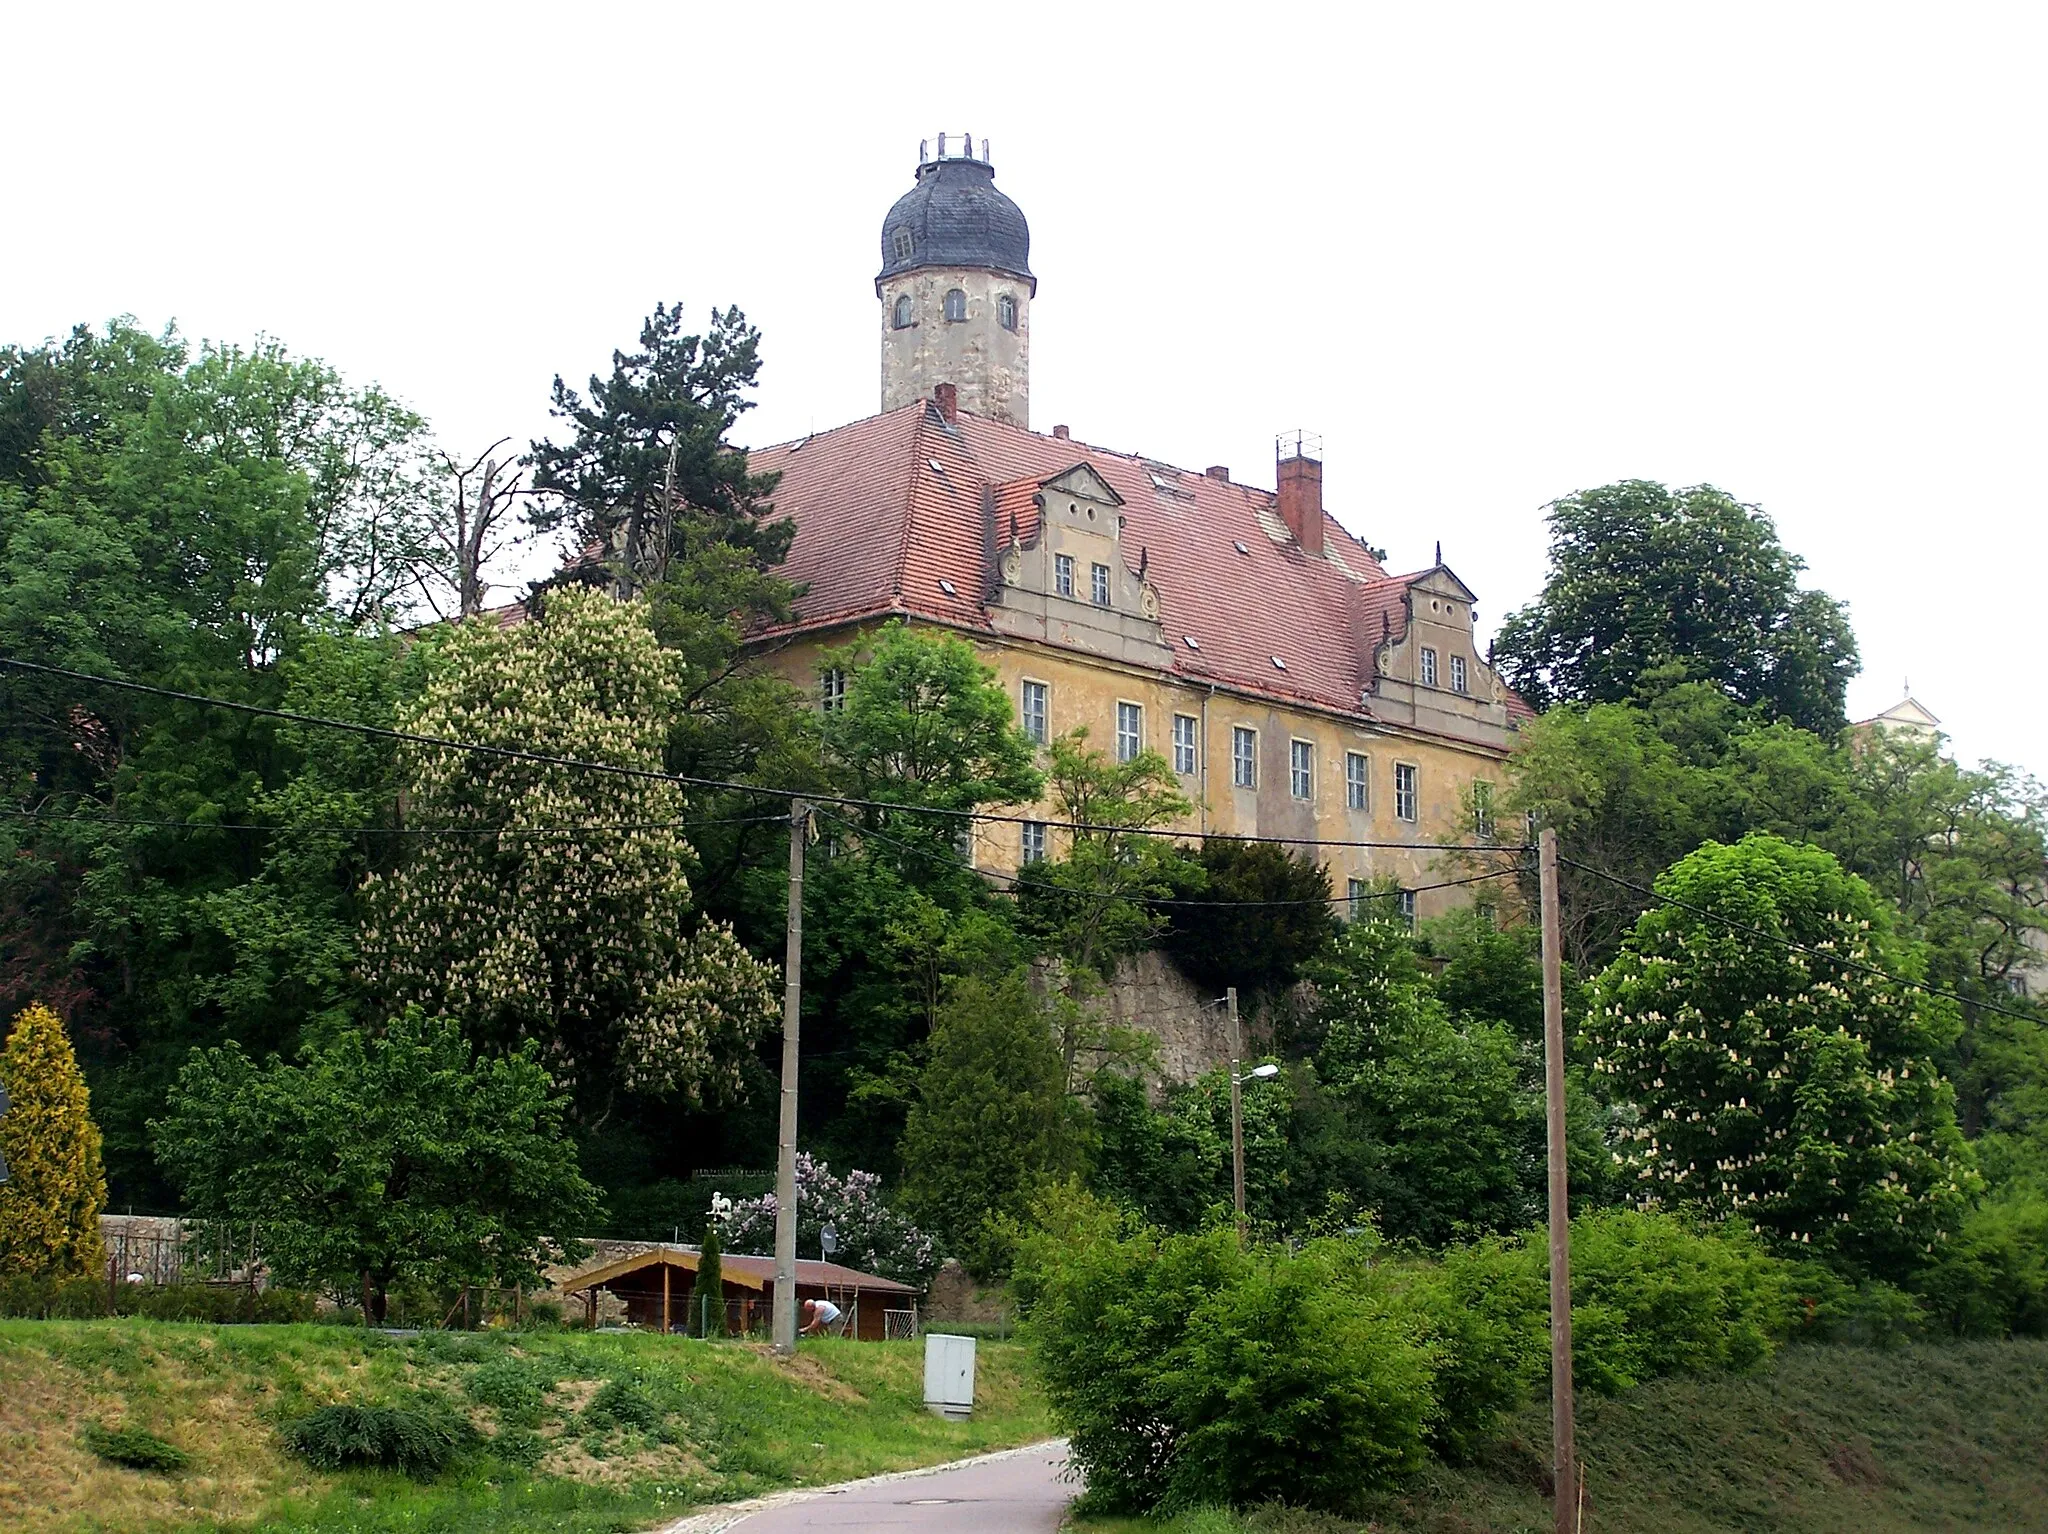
top-left (751, 402), bottom-right (1443, 721)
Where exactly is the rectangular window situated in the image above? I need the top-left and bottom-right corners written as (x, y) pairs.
top-left (1474, 900), bottom-right (1497, 928)
top-left (1450, 654), bottom-right (1468, 694)
top-left (1021, 821), bottom-right (1048, 864)
top-left (1116, 701), bottom-right (1143, 763)
top-left (1054, 553), bottom-right (1074, 597)
top-left (819, 667), bottom-right (846, 712)
top-left (1397, 889), bottom-right (1417, 928)
top-left (1472, 780), bottom-right (1495, 839)
top-left (1289, 739), bottom-right (1313, 800)
top-left (1394, 762), bottom-right (1418, 821)
top-left (954, 823), bottom-right (975, 862)
top-left (1345, 751), bottom-right (1369, 811)
top-left (1419, 647), bottom-right (1438, 687)
top-left (1232, 726), bottom-right (1257, 789)
top-left (1020, 679), bottom-right (1048, 744)
top-left (1091, 562), bottom-right (1111, 606)
top-left (1347, 877), bottom-right (1366, 919)
top-left (1172, 714), bottom-right (1199, 776)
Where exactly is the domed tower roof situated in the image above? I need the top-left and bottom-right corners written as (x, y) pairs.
top-left (877, 135), bottom-right (1034, 295)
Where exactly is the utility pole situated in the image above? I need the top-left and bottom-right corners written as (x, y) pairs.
top-left (1538, 828), bottom-right (1578, 1533)
top-left (1227, 986), bottom-right (1246, 1235)
top-left (772, 800), bottom-right (807, 1356)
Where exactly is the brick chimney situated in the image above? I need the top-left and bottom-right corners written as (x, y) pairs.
top-left (1275, 433), bottom-right (1324, 555)
top-left (933, 383), bottom-right (958, 424)
top-left (1206, 465), bottom-right (1230, 481)
top-left (1051, 424), bottom-right (1070, 440)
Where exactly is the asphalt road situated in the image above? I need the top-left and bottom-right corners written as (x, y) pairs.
top-left (719, 1443), bottom-right (1075, 1532)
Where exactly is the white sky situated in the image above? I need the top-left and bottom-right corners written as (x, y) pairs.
top-left (6, 3), bottom-right (2043, 773)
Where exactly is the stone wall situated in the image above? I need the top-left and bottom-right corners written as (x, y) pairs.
top-left (1073, 948), bottom-right (1233, 1085)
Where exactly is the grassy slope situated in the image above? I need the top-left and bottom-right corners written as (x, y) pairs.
top-left (1079, 1339), bottom-right (2048, 1534)
top-left (0, 1320), bottom-right (1051, 1534)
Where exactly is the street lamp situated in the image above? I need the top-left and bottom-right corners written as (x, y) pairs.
top-left (1222, 987), bottom-right (1281, 1235)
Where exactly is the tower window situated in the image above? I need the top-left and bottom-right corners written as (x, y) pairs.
top-left (944, 288), bottom-right (967, 323)
top-left (892, 228), bottom-right (914, 261)
top-left (891, 293), bottom-right (914, 330)
top-left (997, 293), bottom-right (1018, 331)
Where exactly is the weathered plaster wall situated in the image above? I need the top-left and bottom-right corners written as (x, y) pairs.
top-left (880, 268), bottom-right (1031, 425)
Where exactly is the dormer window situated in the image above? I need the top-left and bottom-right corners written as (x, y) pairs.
top-left (997, 293), bottom-right (1018, 331)
top-left (891, 294), bottom-right (914, 329)
top-left (1091, 562), bottom-right (1111, 606)
top-left (891, 228), bottom-right (914, 262)
top-left (944, 288), bottom-right (967, 322)
top-left (1451, 654), bottom-right (1468, 694)
top-left (1054, 553), bottom-right (1074, 597)
top-left (1419, 647), bottom-right (1438, 687)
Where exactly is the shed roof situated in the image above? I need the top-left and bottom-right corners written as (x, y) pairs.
top-left (561, 1243), bottom-right (920, 1297)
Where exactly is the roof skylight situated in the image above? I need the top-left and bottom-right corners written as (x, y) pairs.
top-left (1233, 540), bottom-right (1251, 556)
top-left (1183, 635), bottom-right (1201, 651)
top-left (1271, 656), bottom-right (1287, 671)
top-left (938, 578), bottom-right (958, 597)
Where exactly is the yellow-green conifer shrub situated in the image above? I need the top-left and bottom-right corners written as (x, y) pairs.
top-left (0, 1002), bottom-right (109, 1278)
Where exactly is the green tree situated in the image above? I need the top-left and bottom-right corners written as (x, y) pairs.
top-left (360, 586), bottom-right (778, 1104)
top-left (1494, 480), bottom-right (1859, 733)
top-left (1309, 919), bottom-right (1534, 1242)
top-left (1014, 729), bottom-right (1197, 1080)
top-left (0, 1002), bottom-right (107, 1278)
top-left (694, 1216), bottom-right (725, 1337)
top-left (1588, 834), bottom-right (1974, 1279)
top-left (153, 1009), bottom-right (598, 1322)
top-left (900, 971), bottom-right (1083, 1274)
top-left (1163, 839), bottom-right (1337, 999)
top-left (526, 303), bottom-right (788, 602)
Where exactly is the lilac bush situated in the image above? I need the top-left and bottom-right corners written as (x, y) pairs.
top-left (718, 1153), bottom-right (937, 1284)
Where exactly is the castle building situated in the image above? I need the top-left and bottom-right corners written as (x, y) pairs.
top-left (754, 136), bottom-right (1528, 916)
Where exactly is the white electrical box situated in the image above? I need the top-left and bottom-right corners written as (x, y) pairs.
top-left (923, 1332), bottom-right (976, 1420)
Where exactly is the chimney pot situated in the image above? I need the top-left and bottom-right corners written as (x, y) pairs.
top-left (1052, 424), bottom-right (1070, 440)
top-left (1275, 448), bottom-right (1325, 555)
top-left (933, 383), bottom-right (958, 424)
top-left (1206, 465), bottom-right (1230, 482)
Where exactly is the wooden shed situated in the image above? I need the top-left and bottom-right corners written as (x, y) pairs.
top-left (561, 1244), bottom-right (921, 1340)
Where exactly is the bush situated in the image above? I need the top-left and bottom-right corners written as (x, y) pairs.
top-left (280, 1401), bottom-right (474, 1478)
top-left (132, 1284), bottom-right (316, 1324)
top-left (465, 1356), bottom-right (551, 1427)
top-left (1910, 1185), bottom-right (2048, 1338)
top-left (583, 1376), bottom-right (663, 1432)
top-left (1442, 1209), bottom-right (1799, 1395)
top-left (1, 1275), bottom-right (112, 1318)
top-left (1024, 1224), bottom-right (1435, 1515)
top-left (80, 1421), bottom-right (190, 1472)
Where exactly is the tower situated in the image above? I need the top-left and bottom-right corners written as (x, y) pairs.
top-left (877, 133), bottom-right (1035, 426)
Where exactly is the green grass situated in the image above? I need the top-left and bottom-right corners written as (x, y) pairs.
top-left (0, 1319), bottom-right (1052, 1533)
top-left (1075, 1339), bottom-right (2048, 1534)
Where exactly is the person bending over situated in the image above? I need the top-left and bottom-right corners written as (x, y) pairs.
top-left (799, 1297), bottom-right (842, 1336)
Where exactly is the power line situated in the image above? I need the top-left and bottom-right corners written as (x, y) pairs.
top-left (1559, 854), bottom-right (2043, 1027)
top-left (1, 806), bottom-right (791, 838)
top-left (2, 655), bottom-right (1530, 857)
top-left (813, 805), bottom-right (1521, 911)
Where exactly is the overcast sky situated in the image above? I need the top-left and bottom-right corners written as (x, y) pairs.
top-left (7, 3), bottom-right (2042, 772)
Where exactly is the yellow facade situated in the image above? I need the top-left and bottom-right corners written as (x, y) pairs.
top-left (770, 623), bottom-right (1513, 923)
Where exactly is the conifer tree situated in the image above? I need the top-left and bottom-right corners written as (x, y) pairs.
top-left (0, 1002), bottom-right (108, 1278)
top-left (695, 1216), bottom-right (725, 1337)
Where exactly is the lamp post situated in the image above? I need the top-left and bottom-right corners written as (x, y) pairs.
top-left (1224, 987), bottom-right (1280, 1235)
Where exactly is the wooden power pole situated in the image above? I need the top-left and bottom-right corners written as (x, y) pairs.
top-left (1539, 827), bottom-right (1578, 1533)
top-left (1226, 986), bottom-right (1246, 1235)
top-left (772, 800), bottom-right (808, 1356)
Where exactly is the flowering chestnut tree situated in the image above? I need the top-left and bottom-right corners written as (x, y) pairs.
top-left (1587, 834), bottom-right (1973, 1278)
top-left (718, 1153), bottom-right (936, 1284)
top-left (361, 586), bottom-right (777, 1102)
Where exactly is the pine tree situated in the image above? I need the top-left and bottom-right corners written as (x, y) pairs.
top-left (0, 1002), bottom-right (108, 1278)
top-left (695, 1217), bottom-right (725, 1337)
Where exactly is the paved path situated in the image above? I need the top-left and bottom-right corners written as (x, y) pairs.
top-left (659, 1441), bottom-right (1075, 1534)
